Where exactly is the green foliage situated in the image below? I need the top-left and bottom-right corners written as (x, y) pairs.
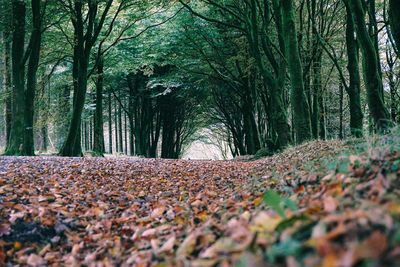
top-left (264, 190), bottom-right (299, 219)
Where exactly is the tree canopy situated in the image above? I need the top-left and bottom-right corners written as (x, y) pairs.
top-left (0, 0), bottom-right (399, 158)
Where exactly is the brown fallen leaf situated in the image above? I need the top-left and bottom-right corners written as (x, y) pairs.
top-left (150, 206), bottom-right (166, 219)
top-left (357, 231), bottom-right (387, 259)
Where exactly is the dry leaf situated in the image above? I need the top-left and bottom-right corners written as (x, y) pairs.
top-left (27, 254), bottom-right (46, 267)
top-left (177, 233), bottom-right (198, 256)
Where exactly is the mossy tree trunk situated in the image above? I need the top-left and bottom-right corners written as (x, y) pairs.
top-left (339, 83), bottom-right (344, 139)
top-left (281, 0), bottom-right (312, 143)
top-left (386, 45), bottom-right (398, 122)
top-left (5, 0), bottom-right (26, 155)
top-left (389, 0), bottom-right (400, 54)
top-left (1, 0), bottom-right (12, 147)
top-left (248, 0), bottom-right (291, 149)
top-left (348, 0), bottom-right (390, 131)
top-left (23, 0), bottom-right (42, 156)
top-left (344, 0), bottom-right (363, 137)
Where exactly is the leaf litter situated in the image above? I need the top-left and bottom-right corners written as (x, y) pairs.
top-left (1, 135), bottom-right (400, 266)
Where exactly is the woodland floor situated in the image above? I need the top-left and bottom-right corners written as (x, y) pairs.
top-left (1, 132), bottom-right (400, 266)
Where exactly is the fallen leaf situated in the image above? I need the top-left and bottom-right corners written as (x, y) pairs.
top-left (177, 233), bottom-right (198, 256)
top-left (159, 235), bottom-right (176, 253)
top-left (27, 254), bottom-right (46, 267)
top-left (323, 196), bottom-right (338, 213)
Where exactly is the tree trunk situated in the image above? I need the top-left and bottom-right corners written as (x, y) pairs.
top-left (81, 121), bottom-right (84, 151)
top-left (281, 0), bottom-right (312, 143)
top-left (84, 121), bottom-right (88, 151)
top-left (5, 0), bottom-right (25, 155)
top-left (59, 1), bottom-right (112, 157)
top-left (161, 93), bottom-right (176, 159)
top-left (339, 83), bottom-right (344, 139)
top-left (150, 106), bottom-right (161, 158)
top-left (318, 93), bottom-right (326, 139)
top-left (57, 85), bottom-right (71, 149)
top-left (248, 0), bottom-right (291, 149)
top-left (23, 0), bottom-right (42, 156)
top-left (344, 1), bottom-right (363, 137)
top-left (367, 0), bottom-right (383, 101)
top-left (93, 56), bottom-right (105, 155)
top-left (124, 105), bottom-right (128, 154)
top-left (386, 45), bottom-right (397, 122)
top-left (311, 53), bottom-right (322, 139)
top-left (389, 0), bottom-right (400, 54)
top-left (108, 90), bottom-right (113, 154)
top-left (40, 126), bottom-right (47, 152)
top-left (348, 0), bottom-right (390, 131)
top-left (242, 90), bottom-right (260, 154)
top-left (90, 116), bottom-right (94, 151)
top-left (59, 36), bottom-right (88, 156)
top-left (114, 96), bottom-right (119, 153)
top-left (118, 92), bottom-right (123, 153)
top-left (2, 0), bottom-right (12, 148)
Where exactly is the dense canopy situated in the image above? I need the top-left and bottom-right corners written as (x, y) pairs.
top-left (0, 0), bottom-right (398, 158)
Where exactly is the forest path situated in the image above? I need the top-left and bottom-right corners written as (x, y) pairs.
top-left (2, 138), bottom-right (399, 266)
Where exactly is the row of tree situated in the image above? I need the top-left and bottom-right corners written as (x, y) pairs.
top-left (0, 0), bottom-right (399, 158)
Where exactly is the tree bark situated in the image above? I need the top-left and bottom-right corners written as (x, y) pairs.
top-left (318, 94), bottom-right (326, 139)
top-left (124, 104), bottom-right (128, 154)
top-left (248, 0), bottom-right (291, 149)
top-left (367, 0), bottom-right (383, 100)
top-left (40, 126), bottom-right (47, 152)
top-left (281, 0), bottom-right (312, 143)
top-left (389, 0), bottom-right (400, 56)
top-left (344, 1), bottom-right (363, 137)
top-left (348, 0), bottom-right (390, 131)
top-left (108, 90), bottom-right (113, 154)
top-left (93, 56), bottom-right (105, 155)
top-left (386, 45), bottom-right (397, 122)
top-left (118, 91), bottom-right (123, 153)
top-left (5, 0), bottom-right (26, 155)
top-left (339, 83), bottom-right (344, 139)
top-left (311, 53), bottom-right (322, 139)
top-left (114, 96), bottom-right (119, 153)
top-left (2, 0), bottom-right (12, 147)
top-left (23, 0), bottom-right (42, 155)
